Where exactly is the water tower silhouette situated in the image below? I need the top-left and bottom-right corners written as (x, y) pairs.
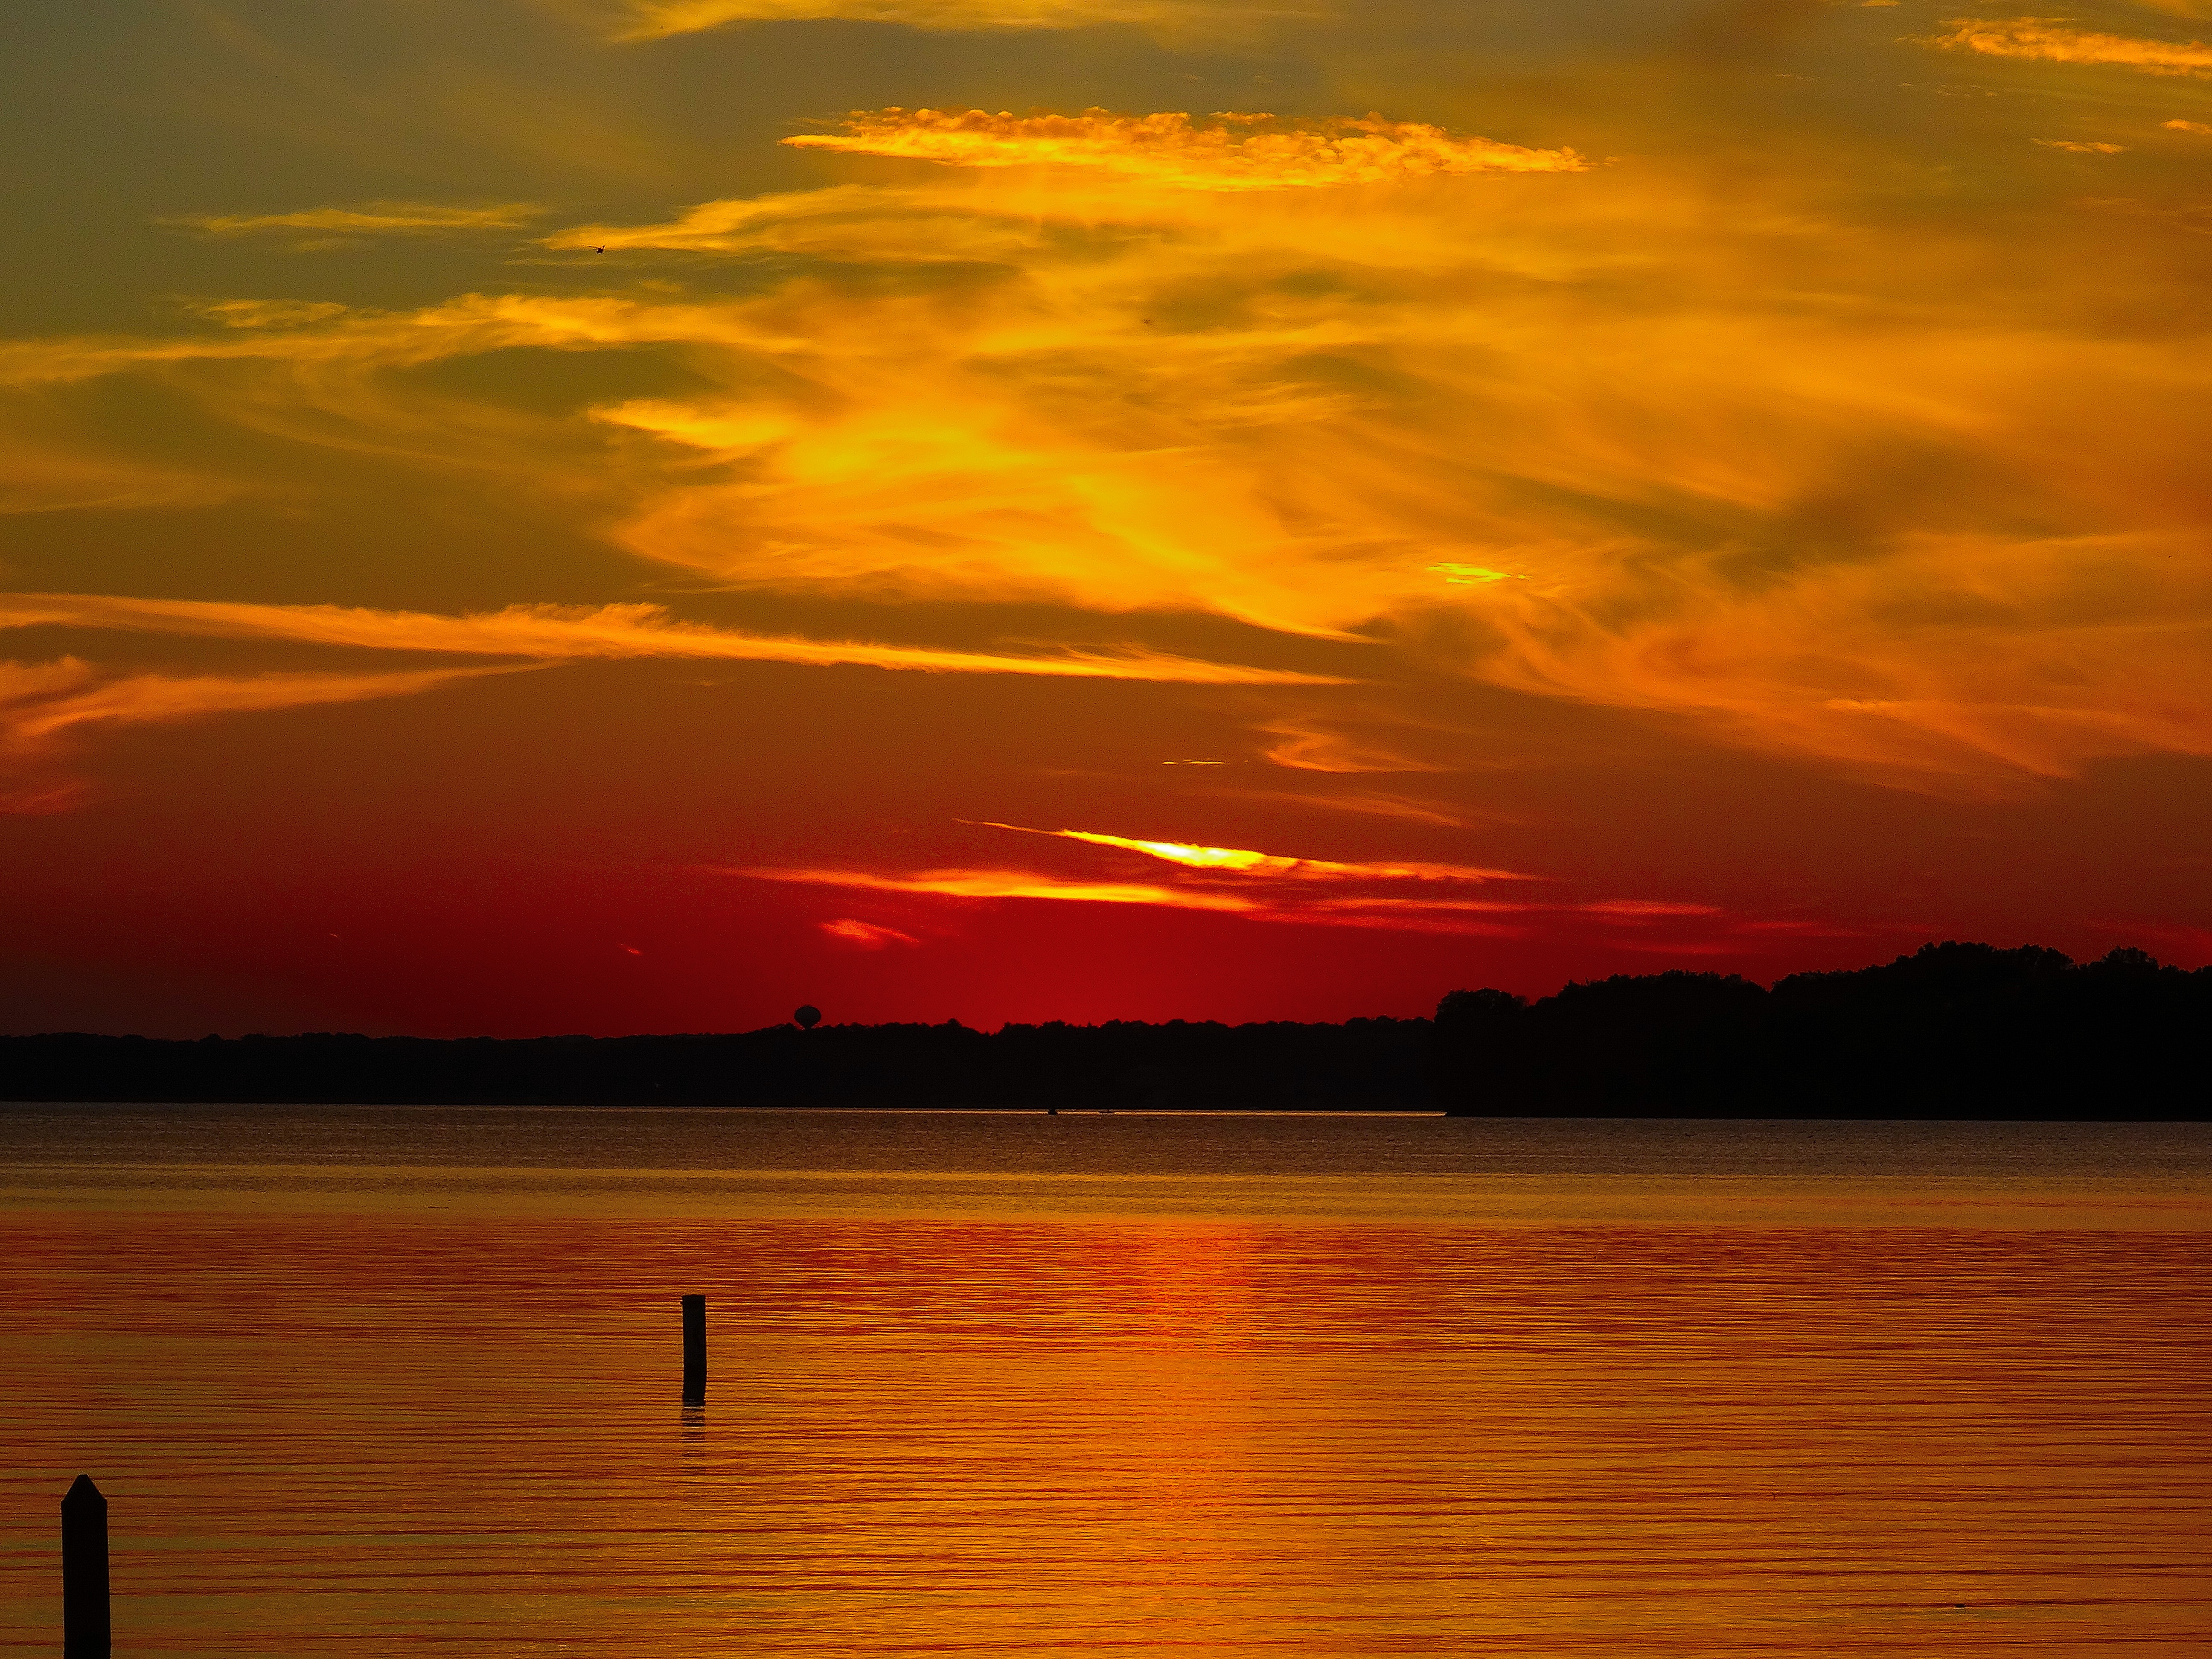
top-left (794, 1005), bottom-right (821, 1030)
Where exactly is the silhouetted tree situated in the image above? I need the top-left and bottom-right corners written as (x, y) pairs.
top-left (1433, 988), bottom-right (1529, 1113)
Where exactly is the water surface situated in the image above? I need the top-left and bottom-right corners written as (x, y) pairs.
top-left (3, 1108), bottom-right (2206, 1654)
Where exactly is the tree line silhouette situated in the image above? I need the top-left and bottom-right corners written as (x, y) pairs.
top-left (0, 943), bottom-right (2202, 1117)
top-left (1434, 942), bottom-right (2203, 1117)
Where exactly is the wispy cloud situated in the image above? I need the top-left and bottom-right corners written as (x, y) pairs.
top-left (1213, 788), bottom-right (1468, 828)
top-left (0, 656), bottom-right (498, 805)
top-left (163, 202), bottom-right (546, 239)
top-left (1923, 18), bottom-right (2212, 75)
top-left (820, 917), bottom-right (920, 946)
top-left (0, 661), bottom-right (488, 747)
top-left (783, 109), bottom-right (1586, 189)
top-left (547, 183), bottom-right (1057, 260)
top-left (2034, 138), bottom-right (2128, 152)
top-left (607, 0), bottom-right (1291, 40)
top-left (0, 594), bottom-right (1342, 685)
top-left (2166, 117), bottom-right (2212, 131)
top-left (0, 438), bottom-right (242, 515)
top-left (1256, 719), bottom-right (1449, 774)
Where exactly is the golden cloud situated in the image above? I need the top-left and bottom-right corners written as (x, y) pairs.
top-left (1037, 827), bottom-right (1302, 872)
top-left (10, 122), bottom-right (2209, 788)
top-left (2034, 139), bottom-right (2127, 152)
top-left (547, 184), bottom-right (1055, 261)
top-left (782, 109), bottom-right (1587, 190)
top-left (2166, 117), bottom-right (2212, 131)
top-left (1924, 18), bottom-right (2212, 74)
top-left (0, 594), bottom-right (1341, 685)
top-left (163, 202), bottom-right (545, 238)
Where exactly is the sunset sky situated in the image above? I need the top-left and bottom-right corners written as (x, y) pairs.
top-left (3, 0), bottom-right (2207, 1035)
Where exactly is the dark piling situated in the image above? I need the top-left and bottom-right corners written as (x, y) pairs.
top-left (682, 1294), bottom-right (705, 1403)
top-left (62, 1475), bottom-right (108, 1658)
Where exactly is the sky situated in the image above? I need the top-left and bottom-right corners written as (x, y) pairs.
top-left (1, 0), bottom-right (2208, 1036)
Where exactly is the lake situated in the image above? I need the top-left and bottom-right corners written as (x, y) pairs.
top-left (3, 1106), bottom-right (2207, 1655)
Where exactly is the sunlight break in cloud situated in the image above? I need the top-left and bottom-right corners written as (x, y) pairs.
top-left (738, 862), bottom-right (1703, 937)
top-left (1923, 19), bottom-right (2212, 74)
top-left (975, 822), bottom-right (1535, 882)
top-left (748, 866), bottom-right (1263, 912)
top-left (782, 110), bottom-right (1586, 190)
top-left (741, 865), bottom-right (1531, 932)
top-left (0, 594), bottom-right (1341, 686)
top-left (163, 203), bottom-right (546, 238)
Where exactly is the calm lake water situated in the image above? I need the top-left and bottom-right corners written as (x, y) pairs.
top-left (3, 1107), bottom-right (2208, 1656)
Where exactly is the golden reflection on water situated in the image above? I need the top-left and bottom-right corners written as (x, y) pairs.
top-left (1, 1110), bottom-right (2207, 1655)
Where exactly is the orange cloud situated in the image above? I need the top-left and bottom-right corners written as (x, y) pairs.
top-left (0, 437), bottom-right (242, 515)
top-left (0, 655), bottom-right (514, 812)
top-left (12, 131), bottom-right (2209, 789)
top-left (1214, 788), bottom-right (1468, 828)
top-left (1255, 719), bottom-right (1450, 774)
top-left (2165, 117), bottom-right (2212, 131)
top-left (1924, 18), bottom-right (2212, 74)
top-left (547, 184), bottom-right (1056, 261)
top-left (820, 917), bottom-right (920, 947)
top-left (1576, 898), bottom-right (1725, 917)
top-left (0, 655), bottom-right (497, 794)
top-left (0, 593), bottom-right (1340, 685)
top-left (2034, 139), bottom-right (2128, 152)
top-left (783, 108), bottom-right (1587, 189)
top-left (607, 0), bottom-right (1292, 39)
top-left (163, 202), bottom-right (544, 238)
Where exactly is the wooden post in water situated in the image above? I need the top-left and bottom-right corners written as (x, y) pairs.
top-left (682, 1294), bottom-right (706, 1403)
top-left (61, 1475), bottom-right (108, 1659)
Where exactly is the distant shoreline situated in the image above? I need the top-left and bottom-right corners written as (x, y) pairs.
top-left (3, 942), bottom-right (2203, 1121)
